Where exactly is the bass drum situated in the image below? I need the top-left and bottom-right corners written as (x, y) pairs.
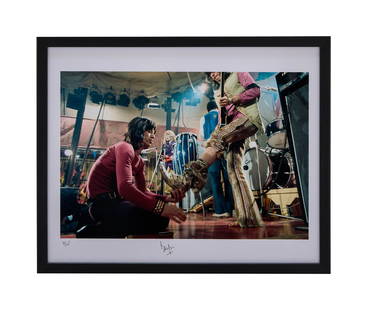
top-left (265, 119), bottom-right (289, 149)
top-left (243, 148), bottom-right (295, 190)
top-left (173, 133), bottom-right (198, 175)
top-left (270, 152), bottom-right (295, 189)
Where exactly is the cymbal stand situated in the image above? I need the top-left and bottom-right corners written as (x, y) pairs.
top-left (253, 133), bottom-right (264, 214)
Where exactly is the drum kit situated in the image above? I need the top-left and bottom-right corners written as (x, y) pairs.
top-left (243, 119), bottom-right (295, 191)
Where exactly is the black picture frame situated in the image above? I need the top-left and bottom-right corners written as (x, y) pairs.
top-left (37, 36), bottom-right (330, 273)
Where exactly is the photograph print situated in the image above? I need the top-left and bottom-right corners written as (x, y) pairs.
top-left (59, 71), bottom-right (309, 240)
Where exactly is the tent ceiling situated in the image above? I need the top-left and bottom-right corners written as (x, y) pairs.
top-left (61, 72), bottom-right (206, 98)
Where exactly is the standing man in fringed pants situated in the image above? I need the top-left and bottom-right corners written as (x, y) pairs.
top-left (161, 72), bottom-right (264, 228)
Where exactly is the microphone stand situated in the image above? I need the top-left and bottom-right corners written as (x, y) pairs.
top-left (253, 134), bottom-right (265, 215)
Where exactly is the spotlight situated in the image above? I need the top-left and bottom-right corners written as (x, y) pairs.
top-left (89, 90), bottom-right (103, 104)
top-left (182, 87), bottom-right (200, 106)
top-left (146, 96), bottom-right (160, 109)
top-left (197, 82), bottom-right (209, 94)
top-left (104, 92), bottom-right (116, 105)
top-left (117, 94), bottom-right (130, 107)
top-left (133, 95), bottom-right (149, 110)
top-left (196, 82), bottom-right (214, 100)
top-left (117, 89), bottom-right (130, 107)
top-left (64, 149), bottom-right (73, 156)
top-left (147, 102), bottom-right (160, 109)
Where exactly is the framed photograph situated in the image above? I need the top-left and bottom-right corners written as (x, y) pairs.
top-left (37, 37), bottom-right (330, 273)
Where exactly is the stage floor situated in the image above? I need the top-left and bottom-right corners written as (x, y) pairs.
top-left (61, 212), bottom-right (308, 239)
top-left (166, 212), bottom-right (308, 239)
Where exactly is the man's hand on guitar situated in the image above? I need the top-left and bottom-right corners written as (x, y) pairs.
top-left (219, 96), bottom-right (230, 106)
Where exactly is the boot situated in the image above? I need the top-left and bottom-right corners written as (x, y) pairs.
top-left (159, 162), bottom-right (189, 191)
top-left (159, 159), bottom-right (209, 193)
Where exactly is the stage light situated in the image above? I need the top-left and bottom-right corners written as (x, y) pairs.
top-left (146, 96), bottom-right (160, 109)
top-left (182, 87), bottom-right (201, 106)
top-left (196, 82), bottom-right (214, 100)
top-left (117, 94), bottom-right (130, 106)
top-left (64, 149), bottom-right (73, 156)
top-left (104, 92), bottom-right (116, 105)
top-left (117, 89), bottom-right (130, 107)
top-left (89, 90), bottom-right (103, 104)
top-left (147, 102), bottom-right (160, 109)
top-left (133, 95), bottom-right (149, 110)
top-left (197, 82), bottom-right (209, 94)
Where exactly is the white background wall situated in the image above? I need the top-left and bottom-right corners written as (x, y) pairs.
top-left (1, 1), bottom-right (366, 310)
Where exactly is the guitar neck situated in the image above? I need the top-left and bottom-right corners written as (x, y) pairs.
top-left (220, 72), bottom-right (225, 97)
top-left (220, 72), bottom-right (226, 126)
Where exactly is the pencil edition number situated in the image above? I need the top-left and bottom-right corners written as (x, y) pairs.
top-left (160, 241), bottom-right (174, 255)
top-left (62, 240), bottom-right (70, 247)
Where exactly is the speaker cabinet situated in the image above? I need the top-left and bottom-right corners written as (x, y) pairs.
top-left (276, 73), bottom-right (309, 222)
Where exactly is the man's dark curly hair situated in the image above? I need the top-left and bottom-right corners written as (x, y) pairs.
top-left (207, 100), bottom-right (218, 112)
top-left (124, 117), bottom-right (156, 150)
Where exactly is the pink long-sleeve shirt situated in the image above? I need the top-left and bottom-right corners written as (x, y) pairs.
top-left (87, 141), bottom-right (165, 212)
top-left (221, 72), bottom-right (260, 123)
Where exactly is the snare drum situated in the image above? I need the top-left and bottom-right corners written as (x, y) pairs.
top-left (173, 133), bottom-right (198, 175)
top-left (265, 119), bottom-right (289, 149)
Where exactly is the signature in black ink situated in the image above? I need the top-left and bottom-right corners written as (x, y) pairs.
top-left (160, 241), bottom-right (174, 255)
top-left (62, 240), bottom-right (70, 247)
